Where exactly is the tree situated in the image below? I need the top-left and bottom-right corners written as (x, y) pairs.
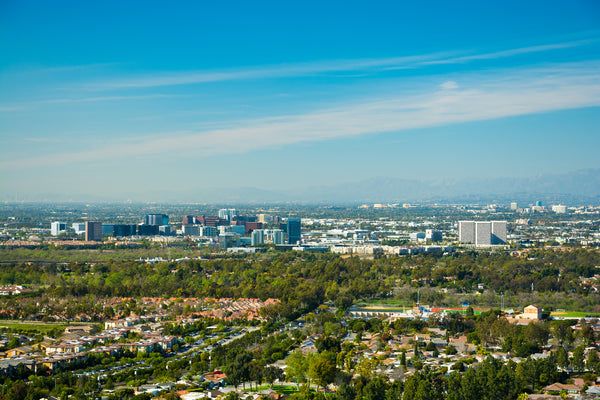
top-left (555, 347), bottom-right (569, 370)
top-left (286, 351), bottom-right (309, 387)
top-left (363, 376), bottom-right (389, 400)
top-left (572, 345), bottom-right (585, 372)
top-left (264, 366), bottom-right (284, 387)
top-left (587, 350), bottom-right (600, 374)
top-left (311, 359), bottom-right (337, 389)
top-left (552, 321), bottom-right (574, 346)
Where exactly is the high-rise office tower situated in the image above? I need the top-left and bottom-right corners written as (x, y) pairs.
top-left (85, 221), bottom-right (103, 241)
top-left (286, 218), bottom-right (301, 244)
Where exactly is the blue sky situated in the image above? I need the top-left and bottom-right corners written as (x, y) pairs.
top-left (1, 1), bottom-right (599, 201)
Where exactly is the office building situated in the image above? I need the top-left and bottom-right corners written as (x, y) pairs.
top-left (182, 225), bottom-right (201, 236)
top-left (201, 226), bottom-right (217, 237)
top-left (159, 225), bottom-right (173, 236)
top-left (72, 223), bottom-right (86, 235)
top-left (51, 221), bottom-right (66, 236)
top-left (102, 224), bottom-right (115, 236)
top-left (218, 232), bottom-right (240, 249)
top-left (85, 222), bottom-right (102, 241)
top-left (218, 208), bottom-right (239, 222)
top-left (137, 224), bottom-right (159, 236)
top-left (257, 214), bottom-right (272, 223)
top-left (114, 224), bottom-right (136, 237)
top-left (475, 222), bottom-right (491, 245)
top-left (182, 215), bottom-right (195, 225)
top-left (425, 229), bottom-right (443, 242)
top-left (251, 230), bottom-right (265, 246)
top-left (286, 218), bottom-right (302, 245)
top-left (409, 232), bottom-right (426, 242)
top-left (510, 202), bottom-right (518, 211)
top-left (459, 221), bottom-right (507, 246)
top-left (552, 204), bottom-right (567, 214)
top-left (272, 230), bottom-right (286, 245)
top-left (195, 216), bottom-right (227, 227)
top-left (458, 221), bottom-right (475, 244)
top-left (145, 214), bottom-right (169, 226)
top-left (230, 225), bottom-right (246, 235)
top-left (245, 222), bottom-right (263, 233)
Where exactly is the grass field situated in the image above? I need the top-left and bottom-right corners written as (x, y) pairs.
top-left (0, 321), bottom-right (71, 334)
top-left (550, 311), bottom-right (600, 319)
top-left (249, 384), bottom-right (299, 394)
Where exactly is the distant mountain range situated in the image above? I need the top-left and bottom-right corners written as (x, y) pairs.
top-left (6, 168), bottom-right (599, 205)
top-left (193, 168), bottom-right (600, 205)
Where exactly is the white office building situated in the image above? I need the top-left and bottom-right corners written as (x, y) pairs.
top-left (459, 221), bottom-right (507, 246)
top-left (551, 204), bottom-right (567, 214)
top-left (72, 223), bottom-right (86, 234)
top-left (51, 221), bottom-right (66, 236)
top-left (218, 208), bottom-right (239, 221)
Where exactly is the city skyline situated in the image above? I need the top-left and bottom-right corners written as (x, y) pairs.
top-left (1, 1), bottom-right (599, 202)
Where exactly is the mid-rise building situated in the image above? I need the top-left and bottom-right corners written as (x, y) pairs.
top-left (409, 232), bottom-right (426, 242)
top-left (145, 214), bottom-right (169, 226)
top-left (251, 230), bottom-right (265, 246)
top-left (218, 232), bottom-right (240, 249)
top-left (102, 224), bottom-right (115, 236)
top-left (272, 229), bottom-right (286, 245)
top-left (201, 226), bottom-right (217, 237)
top-left (425, 229), bottom-right (443, 242)
top-left (182, 225), bottom-right (201, 236)
top-left (72, 223), bottom-right (86, 234)
top-left (137, 224), bottom-right (159, 236)
top-left (257, 214), bottom-right (272, 223)
top-left (510, 202), bottom-right (518, 211)
top-left (551, 204), bottom-right (567, 214)
top-left (113, 224), bottom-right (136, 237)
top-left (159, 225), bottom-right (173, 236)
top-left (229, 225), bottom-right (246, 235)
top-left (245, 222), bottom-right (263, 233)
top-left (491, 221), bottom-right (507, 245)
top-left (50, 221), bottom-right (66, 236)
top-left (85, 222), bottom-right (102, 241)
top-left (459, 221), bottom-right (507, 246)
top-left (218, 208), bottom-right (239, 222)
top-left (458, 221), bottom-right (475, 244)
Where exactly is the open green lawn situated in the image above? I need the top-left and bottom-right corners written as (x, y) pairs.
top-left (550, 311), bottom-right (600, 319)
top-left (0, 321), bottom-right (70, 334)
top-left (249, 384), bottom-right (300, 395)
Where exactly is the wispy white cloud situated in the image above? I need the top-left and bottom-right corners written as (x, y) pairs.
top-left (419, 39), bottom-right (599, 66)
top-left (88, 52), bottom-right (458, 90)
top-left (4, 62), bottom-right (599, 170)
top-left (0, 94), bottom-right (180, 112)
top-left (87, 38), bottom-right (598, 90)
top-left (38, 94), bottom-right (180, 104)
top-left (440, 81), bottom-right (459, 90)
top-left (23, 137), bottom-right (60, 143)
